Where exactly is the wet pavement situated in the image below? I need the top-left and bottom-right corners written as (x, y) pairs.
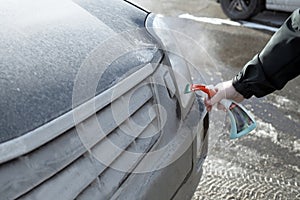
top-left (131, 0), bottom-right (300, 199)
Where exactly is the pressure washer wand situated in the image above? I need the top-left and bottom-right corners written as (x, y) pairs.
top-left (184, 83), bottom-right (256, 139)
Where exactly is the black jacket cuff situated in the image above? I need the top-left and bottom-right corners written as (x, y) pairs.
top-left (232, 54), bottom-right (276, 99)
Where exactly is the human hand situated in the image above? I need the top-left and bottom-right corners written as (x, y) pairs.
top-left (204, 80), bottom-right (244, 112)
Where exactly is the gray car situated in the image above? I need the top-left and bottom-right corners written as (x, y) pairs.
top-left (219, 0), bottom-right (300, 20)
top-left (0, 0), bottom-right (209, 199)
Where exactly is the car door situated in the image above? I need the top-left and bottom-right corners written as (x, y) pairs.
top-left (267, 0), bottom-right (300, 12)
top-left (287, 0), bottom-right (300, 9)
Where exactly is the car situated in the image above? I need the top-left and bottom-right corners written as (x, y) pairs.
top-left (219, 0), bottom-right (300, 20)
top-left (0, 0), bottom-right (209, 199)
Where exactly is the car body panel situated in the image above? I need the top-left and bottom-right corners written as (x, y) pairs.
top-left (0, 63), bottom-right (159, 199)
top-left (218, 0), bottom-right (299, 20)
top-left (0, 0), bottom-right (208, 199)
top-left (110, 93), bottom-right (207, 200)
top-left (0, 61), bottom-right (207, 200)
top-left (0, 0), bottom-right (160, 143)
top-left (266, 0), bottom-right (300, 12)
top-left (145, 13), bottom-right (195, 117)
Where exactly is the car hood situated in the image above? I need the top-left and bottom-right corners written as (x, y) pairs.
top-left (0, 0), bottom-right (162, 143)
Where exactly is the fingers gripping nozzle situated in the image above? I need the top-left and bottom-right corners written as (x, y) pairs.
top-left (184, 83), bottom-right (257, 139)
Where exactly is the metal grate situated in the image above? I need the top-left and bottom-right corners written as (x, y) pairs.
top-left (0, 65), bottom-right (163, 200)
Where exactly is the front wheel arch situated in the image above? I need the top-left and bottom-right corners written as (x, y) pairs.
top-left (220, 0), bottom-right (265, 20)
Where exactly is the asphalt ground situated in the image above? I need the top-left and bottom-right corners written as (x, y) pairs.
top-left (131, 0), bottom-right (300, 199)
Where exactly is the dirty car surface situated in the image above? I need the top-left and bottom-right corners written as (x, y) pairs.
top-left (0, 0), bottom-right (209, 199)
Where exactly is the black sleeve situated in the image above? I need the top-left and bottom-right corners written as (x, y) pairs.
top-left (232, 9), bottom-right (300, 98)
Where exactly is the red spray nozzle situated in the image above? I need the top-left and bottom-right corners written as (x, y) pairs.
top-left (188, 84), bottom-right (216, 98)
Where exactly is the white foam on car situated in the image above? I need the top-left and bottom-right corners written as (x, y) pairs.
top-left (179, 13), bottom-right (279, 32)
